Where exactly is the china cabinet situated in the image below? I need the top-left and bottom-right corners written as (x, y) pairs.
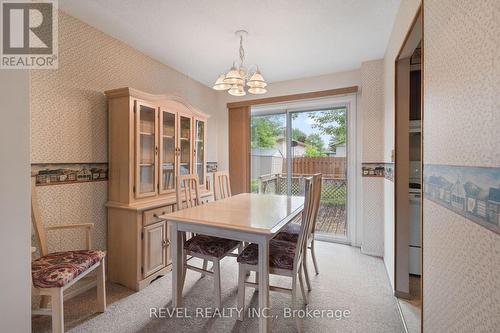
top-left (105, 87), bottom-right (211, 291)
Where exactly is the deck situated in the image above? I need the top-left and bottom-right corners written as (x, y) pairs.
top-left (257, 174), bottom-right (347, 237)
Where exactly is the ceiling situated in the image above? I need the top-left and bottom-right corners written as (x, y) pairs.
top-left (60, 0), bottom-right (401, 87)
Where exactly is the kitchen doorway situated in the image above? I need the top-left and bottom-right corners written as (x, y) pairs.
top-left (394, 7), bottom-right (423, 333)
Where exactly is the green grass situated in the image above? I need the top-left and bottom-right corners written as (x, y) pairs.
top-left (251, 179), bottom-right (259, 193)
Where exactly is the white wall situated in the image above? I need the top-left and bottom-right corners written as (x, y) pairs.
top-left (215, 69), bottom-right (362, 170)
top-left (382, 0), bottom-right (421, 289)
top-left (360, 60), bottom-right (385, 256)
top-left (0, 70), bottom-right (31, 331)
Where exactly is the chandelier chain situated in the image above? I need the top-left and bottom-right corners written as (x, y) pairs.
top-left (239, 35), bottom-right (245, 67)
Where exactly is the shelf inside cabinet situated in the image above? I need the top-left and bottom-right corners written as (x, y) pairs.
top-left (140, 132), bottom-right (154, 136)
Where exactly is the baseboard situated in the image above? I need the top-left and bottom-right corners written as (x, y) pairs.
top-left (360, 248), bottom-right (383, 258)
top-left (395, 297), bottom-right (410, 333)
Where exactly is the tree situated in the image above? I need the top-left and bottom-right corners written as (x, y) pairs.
top-left (292, 128), bottom-right (307, 143)
top-left (251, 116), bottom-right (282, 148)
top-left (308, 108), bottom-right (346, 147)
top-left (304, 145), bottom-right (324, 157)
top-left (305, 133), bottom-right (325, 153)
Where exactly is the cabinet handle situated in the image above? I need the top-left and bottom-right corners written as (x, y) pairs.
top-left (162, 239), bottom-right (169, 247)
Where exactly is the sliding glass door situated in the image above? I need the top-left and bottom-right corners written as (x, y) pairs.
top-left (250, 106), bottom-right (348, 241)
top-left (250, 113), bottom-right (288, 194)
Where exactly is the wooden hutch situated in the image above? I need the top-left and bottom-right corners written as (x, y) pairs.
top-left (105, 87), bottom-right (211, 291)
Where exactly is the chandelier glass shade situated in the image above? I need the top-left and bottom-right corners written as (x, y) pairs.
top-left (213, 30), bottom-right (267, 96)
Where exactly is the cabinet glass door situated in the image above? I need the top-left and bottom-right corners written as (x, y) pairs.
top-left (179, 115), bottom-right (192, 176)
top-left (159, 110), bottom-right (176, 193)
top-left (194, 119), bottom-right (205, 186)
top-left (135, 102), bottom-right (157, 197)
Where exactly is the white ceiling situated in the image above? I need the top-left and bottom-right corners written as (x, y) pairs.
top-left (60, 0), bottom-right (400, 87)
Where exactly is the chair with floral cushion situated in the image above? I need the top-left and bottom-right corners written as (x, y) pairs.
top-left (176, 174), bottom-right (241, 308)
top-left (274, 173), bottom-right (322, 291)
top-left (236, 176), bottom-right (317, 323)
top-left (30, 178), bottom-right (106, 333)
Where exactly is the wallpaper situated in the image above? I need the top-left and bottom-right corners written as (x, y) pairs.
top-left (423, 0), bottom-right (500, 331)
top-left (360, 60), bottom-right (385, 257)
top-left (29, 11), bottom-right (217, 256)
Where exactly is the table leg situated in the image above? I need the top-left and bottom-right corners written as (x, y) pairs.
top-left (258, 237), bottom-right (270, 333)
top-left (171, 222), bottom-right (183, 308)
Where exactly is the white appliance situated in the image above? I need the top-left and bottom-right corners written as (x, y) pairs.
top-left (408, 161), bottom-right (421, 275)
top-left (409, 189), bottom-right (421, 275)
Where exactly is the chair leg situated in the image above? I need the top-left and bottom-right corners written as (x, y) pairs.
top-left (180, 254), bottom-right (188, 293)
top-left (298, 266), bottom-right (308, 305)
top-left (310, 239), bottom-right (319, 275)
top-left (51, 288), bottom-right (64, 333)
top-left (201, 259), bottom-right (208, 278)
top-left (237, 265), bottom-right (246, 321)
top-left (291, 275), bottom-right (297, 310)
top-left (213, 259), bottom-right (222, 308)
top-left (302, 252), bottom-right (312, 292)
top-left (96, 259), bottom-right (106, 312)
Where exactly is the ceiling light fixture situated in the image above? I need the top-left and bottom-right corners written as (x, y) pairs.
top-left (213, 30), bottom-right (267, 96)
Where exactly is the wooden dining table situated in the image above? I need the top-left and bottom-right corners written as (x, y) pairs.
top-left (161, 193), bottom-right (304, 333)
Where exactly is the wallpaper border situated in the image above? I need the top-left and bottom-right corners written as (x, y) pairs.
top-left (31, 163), bottom-right (108, 186)
top-left (362, 162), bottom-right (394, 181)
top-left (423, 163), bottom-right (500, 235)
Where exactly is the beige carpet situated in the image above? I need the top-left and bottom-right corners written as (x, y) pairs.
top-left (33, 242), bottom-right (404, 333)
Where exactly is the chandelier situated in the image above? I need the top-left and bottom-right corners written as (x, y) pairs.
top-left (212, 30), bottom-right (267, 96)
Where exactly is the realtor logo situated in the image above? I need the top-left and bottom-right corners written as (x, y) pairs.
top-left (1, 0), bottom-right (58, 68)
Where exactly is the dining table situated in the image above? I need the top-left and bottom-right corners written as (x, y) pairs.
top-left (161, 192), bottom-right (304, 333)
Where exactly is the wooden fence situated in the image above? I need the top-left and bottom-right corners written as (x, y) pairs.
top-left (283, 156), bottom-right (346, 178)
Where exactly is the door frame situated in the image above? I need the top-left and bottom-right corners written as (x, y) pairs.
top-left (393, 5), bottom-right (423, 332)
top-left (250, 93), bottom-right (359, 245)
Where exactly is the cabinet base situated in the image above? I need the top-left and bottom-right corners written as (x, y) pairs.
top-left (137, 265), bottom-right (172, 291)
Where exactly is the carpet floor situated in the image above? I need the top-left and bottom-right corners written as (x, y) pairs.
top-left (33, 241), bottom-right (404, 333)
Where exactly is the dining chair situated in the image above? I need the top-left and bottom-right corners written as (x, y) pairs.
top-left (274, 173), bottom-right (322, 291)
top-left (212, 170), bottom-right (232, 201)
top-left (30, 178), bottom-right (106, 333)
top-left (176, 174), bottom-right (241, 308)
top-left (236, 177), bottom-right (316, 322)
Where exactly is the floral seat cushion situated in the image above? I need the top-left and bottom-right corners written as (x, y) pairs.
top-left (273, 223), bottom-right (300, 243)
top-left (32, 250), bottom-right (106, 289)
top-left (237, 239), bottom-right (296, 271)
top-left (184, 235), bottom-right (240, 258)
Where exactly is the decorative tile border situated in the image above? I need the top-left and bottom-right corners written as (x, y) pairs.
top-left (423, 164), bottom-right (500, 235)
top-left (31, 163), bottom-right (108, 186)
top-left (206, 162), bottom-right (218, 173)
top-left (362, 162), bottom-right (394, 181)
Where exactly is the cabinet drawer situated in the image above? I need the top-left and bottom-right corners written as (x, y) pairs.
top-left (143, 205), bottom-right (172, 226)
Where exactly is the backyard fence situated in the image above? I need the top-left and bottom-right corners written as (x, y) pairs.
top-left (284, 156), bottom-right (346, 178)
top-left (258, 173), bottom-right (347, 235)
top-left (258, 174), bottom-right (347, 206)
